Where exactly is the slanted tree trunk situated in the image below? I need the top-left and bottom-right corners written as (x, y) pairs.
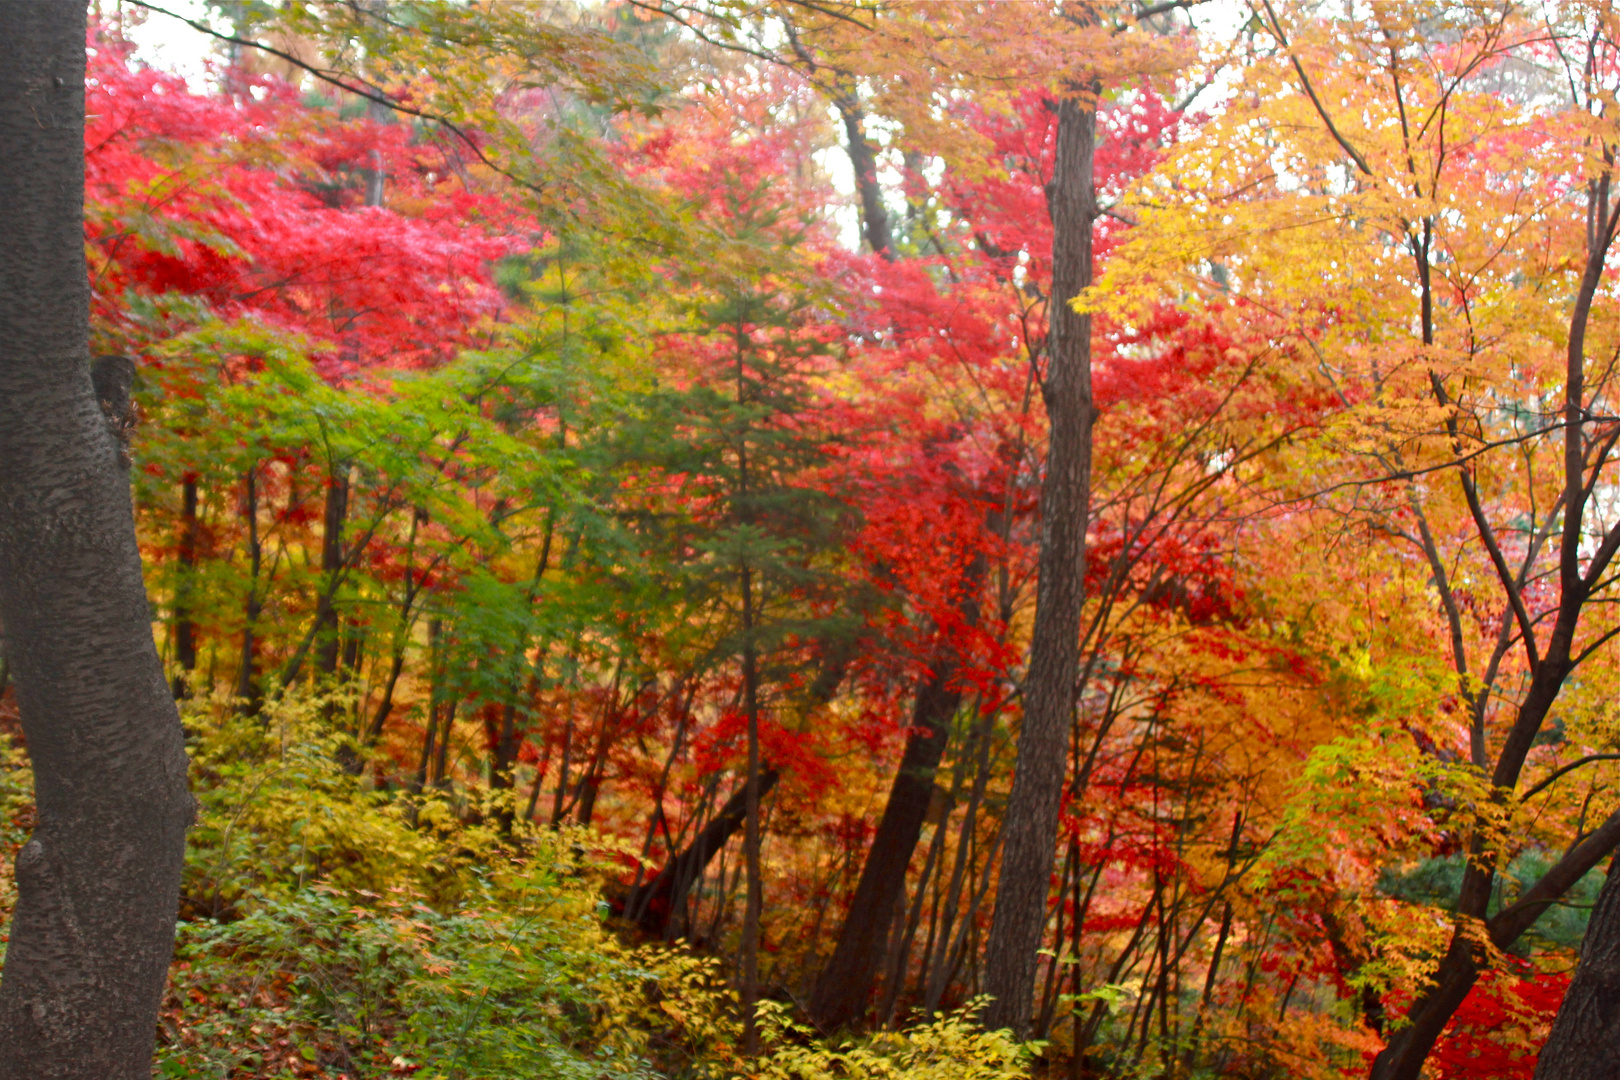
top-left (1536, 858), bottom-right (1620, 1080)
top-left (0, 6), bottom-right (193, 1076)
top-left (781, 30), bottom-right (893, 262)
top-left (834, 92), bottom-right (893, 260)
top-left (809, 661), bottom-right (962, 1029)
top-left (981, 95), bottom-right (1096, 1038)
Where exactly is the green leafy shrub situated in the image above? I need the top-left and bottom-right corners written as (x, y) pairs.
top-left (160, 836), bottom-right (738, 1079)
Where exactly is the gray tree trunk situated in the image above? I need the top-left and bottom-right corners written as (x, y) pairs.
top-left (981, 96), bottom-right (1096, 1038)
top-left (0, 6), bottom-right (193, 1077)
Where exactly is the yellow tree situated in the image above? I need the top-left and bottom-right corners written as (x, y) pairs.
top-left (1100, 2), bottom-right (1620, 1076)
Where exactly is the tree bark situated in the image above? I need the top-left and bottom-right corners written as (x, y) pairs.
top-left (809, 661), bottom-right (961, 1029)
top-left (233, 465), bottom-right (262, 715)
top-left (171, 477), bottom-right (198, 698)
top-left (314, 467), bottom-right (348, 680)
top-left (626, 767), bottom-right (780, 937)
top-left (834, 94), bottom-right (894, 260)
top-left (1536, 857), bottom-right (1620, 1080)
top-left (740, 558), bottom-right (764, 1054)
top-left (0, 7), bottom-right (193, 1076)
top-left (981, 95), bottom-right (1096, 1038)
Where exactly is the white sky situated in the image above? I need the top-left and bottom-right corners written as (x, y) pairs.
top-left (116, 0), bottom-right (220, 87)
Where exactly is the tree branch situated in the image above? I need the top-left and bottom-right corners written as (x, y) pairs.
top-left (1488, 803), bottom-right (1620, 946)
top-left (1256, 0), bottom-right (1375, 176)
top-left (1520, 754), bottom-right (1620, 803)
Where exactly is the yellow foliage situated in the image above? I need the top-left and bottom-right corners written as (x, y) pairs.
top-left (745, 999), bottom-right (1034, 1080)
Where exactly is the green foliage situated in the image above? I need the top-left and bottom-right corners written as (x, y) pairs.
top-left (156, 703), bottom-right (1035, 1080)
top-left (160, 857), bottom-right (736, 1080)
top-left (162, 703), bottom-right (740, 1078)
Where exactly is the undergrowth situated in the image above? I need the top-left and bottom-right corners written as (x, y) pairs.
top-left (0, 690), bottom-right (1034, 1080)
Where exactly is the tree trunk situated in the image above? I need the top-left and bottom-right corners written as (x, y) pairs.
top-left (833, 94), bottom-right (894, 260)
top-left (171, 476), bottom-right (198, 698)
top-left (809, 662), bottom-right (961, 1029)
top-left (740, 558), bottom-right (764, 1054)
top-left (1536, 857), bottom-right (1620, 1080)
top-left (314, 467), bottom-right (348, 680)
top-left (234, 465), bottom-right (262, 715)
top-left (780, 30), bottom-right (893, 263)
top-left (981, 95), bottom-right (1096, 1037)
top-left (0, 7), bottom-right (193, 1077)
top-left (432, 698), bottom-right (456, 790)
top-left (924, 709), bottom-right (997, 1013)
top-left (626, 767), bottom-right (780, 937)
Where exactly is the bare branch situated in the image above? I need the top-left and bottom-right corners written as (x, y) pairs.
top-left (1255, 0), bottom-right (1375, 177)
top-left (125, 0), bottom-right (542, 196)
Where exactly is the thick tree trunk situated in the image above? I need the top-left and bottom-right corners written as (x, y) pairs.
top-left (981, 96), bottom-right (1096, 1038)
top-left (0, 7), bottom-right (193, 1077)
top-left (809, 662), bottom-right (961, 1029)
top-left (1536, 857), bottom-right (1620, 1080)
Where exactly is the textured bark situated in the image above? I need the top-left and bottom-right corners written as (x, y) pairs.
top-left (626, 768), bottom-right (780, 937)
top-left (740, 600), bottom-right (764, 1054)
top-left (0, 6), bottom-right (193, 1077)
top-left (981, 96), bottom-right (1096, 1038)
top-left (1536, 858), bottom-right (1620, 1080)
top-left (233, 465), bottom-right (262, 714)
top-left (809, 663), bottom-right (961, 1029)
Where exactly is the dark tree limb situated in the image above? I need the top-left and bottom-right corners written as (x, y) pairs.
top-left (626, 768), bottom-right (780, 937)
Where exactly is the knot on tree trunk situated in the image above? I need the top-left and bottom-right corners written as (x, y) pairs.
top-left (91, 355), bottom-right (137, 467)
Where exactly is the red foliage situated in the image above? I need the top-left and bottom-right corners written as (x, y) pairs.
top-left (1430, 965), bottom-right (1569, 1080)
top-left (85, 27), bottom-right (520, 381)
